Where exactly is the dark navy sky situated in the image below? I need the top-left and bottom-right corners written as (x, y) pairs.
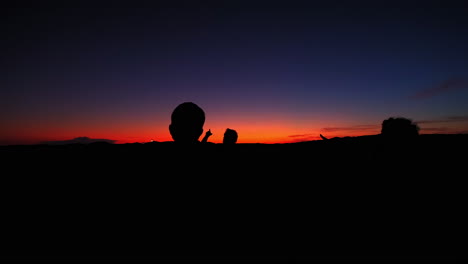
top-left (2, 0), bottom-right (468, 145)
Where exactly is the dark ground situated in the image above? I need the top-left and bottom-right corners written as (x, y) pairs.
top-left (1, 134), bottom-right (467, 262)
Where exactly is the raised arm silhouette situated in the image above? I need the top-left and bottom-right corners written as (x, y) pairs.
top-left (201, 129), bottom-right (212, 143)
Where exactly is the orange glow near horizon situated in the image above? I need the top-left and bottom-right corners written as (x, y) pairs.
top-left (2, 117), bottom-right (468, 146)
top-left (0, 122), bottom-right (379, 145)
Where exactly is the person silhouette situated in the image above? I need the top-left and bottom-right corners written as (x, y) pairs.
top-left (223, 128), bottom-right (238, 144)
top-left (169, 102), bottom-right (206, 144)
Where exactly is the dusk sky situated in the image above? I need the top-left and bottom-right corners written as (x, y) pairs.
top-left (3, 0), bottom-right (468, 145)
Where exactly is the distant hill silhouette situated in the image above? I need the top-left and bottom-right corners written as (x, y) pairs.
top-left (40, 136), bottom-right (116, 145)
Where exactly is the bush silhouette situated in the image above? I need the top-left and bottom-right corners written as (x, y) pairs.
top-left (381, 117), bottom-right (420, 139)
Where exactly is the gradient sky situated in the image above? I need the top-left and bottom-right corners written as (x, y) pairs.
top-left (2, 0), bottom-right (468, 145)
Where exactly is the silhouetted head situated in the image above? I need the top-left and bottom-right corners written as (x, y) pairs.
top-left (223, 128), bottom-right (238, 144)
top-left (381, 117), bottom-right (420, 140)
top-left (169, 102), bottom-right (205, 144)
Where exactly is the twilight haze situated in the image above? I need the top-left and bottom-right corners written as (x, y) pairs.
top-left (2, 0), bottom-right (468, 145)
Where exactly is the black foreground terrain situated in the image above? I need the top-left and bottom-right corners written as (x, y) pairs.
top-left (1, 134), bottom-right (467, 262)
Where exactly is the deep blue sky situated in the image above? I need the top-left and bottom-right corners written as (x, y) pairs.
top-left (2, 0), bottom-right (468, 145)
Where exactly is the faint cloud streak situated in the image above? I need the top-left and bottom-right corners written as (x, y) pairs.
top-left (287, 125), bottom-right (379, 142)
top-left (321, 125), bottom-right (378, 132)
top-left (409, 78), bottom-right (468, 100)
top-left (288, 134), bottom-right (321, 142)
top-left (416, 115), bottom-right (468, 134)
top-left (416, 115), bottom-right (468, 124)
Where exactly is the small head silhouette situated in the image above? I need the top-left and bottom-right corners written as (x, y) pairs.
top-left (381, 117), bottom-right (420, 140)
top-left (223, 128), bottom-right (238, 144)
top-left (169, 102), bottom-right (205, 144)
